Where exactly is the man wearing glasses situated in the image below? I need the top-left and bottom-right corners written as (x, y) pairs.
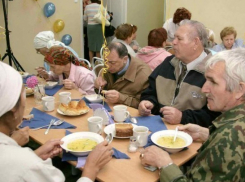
top-left (94, 42), bottom-right (152, 108)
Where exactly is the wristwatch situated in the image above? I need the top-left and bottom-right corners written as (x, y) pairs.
top-left (158, 162), bottom-right (173, 175)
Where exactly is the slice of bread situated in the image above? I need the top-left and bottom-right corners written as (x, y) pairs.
top-left (115, 123), bottom-right (133, 137)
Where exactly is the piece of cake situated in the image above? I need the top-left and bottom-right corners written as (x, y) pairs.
top-left (115, 123), bottom-right (133, 137)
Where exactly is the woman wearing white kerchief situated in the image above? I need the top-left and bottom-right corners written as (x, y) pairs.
top-left (0, 62), bottom-right (113, 182)
top-left (33, 31), bottom-right (79, 71)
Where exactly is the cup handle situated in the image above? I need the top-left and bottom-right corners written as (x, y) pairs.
top-left (44, 102), bottom-right (49, 111)
top-left (97, 124), bottom-right (102, 134)
top-left (67, 96), bottom-right (71, 103)
top-left (125, 111), bottom-right (130, 119)
top-left (136, 135), bottom-right (142, 146)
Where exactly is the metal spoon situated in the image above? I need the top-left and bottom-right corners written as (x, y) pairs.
top-left (97, 86), bottom-right (101, 99)
top-left (173, 126), bottom-right (179, 143)
top-left (129, 114), bottom-right (138, 124)
top-left (32, 120), bottom-right (64, 131)
top-left (105, 133), bottom-right (113, 144)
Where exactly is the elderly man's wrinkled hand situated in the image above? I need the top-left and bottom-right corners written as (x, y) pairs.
top-left (160, 106), bottom-right (182, 124)
top-left (138, 100), bottom-right (153, 116)
top-left (11, 127), bottom-right (30, 146)
top-left (95, 76), bottom-right (107, 89)
top-left (35, 139), bottom-right (63, 160)
top-left (140, 146), bottom-right (172, 168)
top-left (104, 90), bottom-right (119, 103)
top-left (63, 79), bottom-right (76, 90)
top-left (82, 140), bottom-right (113, 181)
top-left (179, 124), bottom-right (209, 142)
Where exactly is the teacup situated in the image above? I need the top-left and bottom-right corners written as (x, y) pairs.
top-left (133, 126), bottom-right (149, 147)
top-left (59, 92), bottom-right (71, 104)
top-left (87, 116), bottom-right (103, 134)
top-left (42, 96), bottom-right (55, 112)
top-left (113, 105), bottom-right (130, 123)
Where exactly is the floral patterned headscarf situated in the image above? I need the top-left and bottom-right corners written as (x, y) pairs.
top-left (44, 46), bottom-right (90, 70)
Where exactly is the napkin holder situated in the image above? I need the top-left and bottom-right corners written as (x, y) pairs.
top-left (90, 104), bottom-right (113, 125)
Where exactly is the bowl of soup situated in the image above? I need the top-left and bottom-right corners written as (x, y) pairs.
top-left (61, 132), bottom-right (104, 156)
top-left (151, 130), bottom-right (193, 153)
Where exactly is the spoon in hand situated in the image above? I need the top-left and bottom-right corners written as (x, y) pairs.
top-left (105, 133), bottom-right (113, 144)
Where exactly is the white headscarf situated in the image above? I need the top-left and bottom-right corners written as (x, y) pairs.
top-left (33, 31), bottom-right (65, 49)
top-left (0, 62), bottom-right (23, 117)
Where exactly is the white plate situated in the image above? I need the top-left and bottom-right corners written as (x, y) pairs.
top-left (57, 108), bottom-right (89, 116)
top-left (85, 94), bottom-right (104, 103)
top-left (21, 72), bottom-right (29, 78)
top-left (45, 81), bottom-right (58, 89)
top-left (151, 130), bottom-right (193, 153)
top-left (104, 123), bottom-right (137, 138)
top-left (60, 132), bottom-right (104, 156)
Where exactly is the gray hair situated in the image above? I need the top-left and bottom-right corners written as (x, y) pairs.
top-left (180, 20), bottom-right (208, 47)
top-left (205, 48), bottom-right (245, 95)
top-left (108, 42), bottom-right (128, 58)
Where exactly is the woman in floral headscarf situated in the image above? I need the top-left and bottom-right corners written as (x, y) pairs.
top-left (37, 46), bottom-right (95, 95)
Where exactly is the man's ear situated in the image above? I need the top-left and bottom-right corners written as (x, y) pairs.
top-left (123, 56), bottom-right (128, 63)
top-left (235, 82), bottom-right (245, 100)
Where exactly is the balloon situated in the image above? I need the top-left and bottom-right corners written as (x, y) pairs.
top-left (43, 2), bottom-right (56, 18)
top-left (61, 34), bottom-right (72, 46)
top-left (53, 19), bottom-right (65, 33)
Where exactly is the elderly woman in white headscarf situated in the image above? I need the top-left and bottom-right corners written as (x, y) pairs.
top-left (34, 31), bottom-right (79, 71)
top-left (0, 62), bottom-right (113, 182)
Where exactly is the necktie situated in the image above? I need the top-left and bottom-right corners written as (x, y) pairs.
top-left (175, 63), bottom-right (187, 97)
top-left (178, 63), bottom-right (187, 85)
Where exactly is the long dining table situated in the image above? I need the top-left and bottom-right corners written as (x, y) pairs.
top-left (24, 88), bottom-right (202, 182)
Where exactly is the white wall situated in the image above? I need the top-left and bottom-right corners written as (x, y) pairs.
top-left (104, 0), bottom-right (127, 28)
top-left (0, 0), bottom-right (83, 73)
top-left (166, 0), bottom-right (245, 44)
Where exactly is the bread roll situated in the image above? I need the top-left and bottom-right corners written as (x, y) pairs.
top-left (25, 87), bottom-right (33, 94)
top-left (58, 100), bottom-right (89, 115)
top-left (115, 123), bottom-right (133, 137)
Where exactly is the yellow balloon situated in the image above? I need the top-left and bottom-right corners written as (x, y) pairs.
top-left (53, 19), bottom-right (65, 33)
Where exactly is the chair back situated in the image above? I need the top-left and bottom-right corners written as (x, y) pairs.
top-left (92, 57), bottom-right (104, 68)
top-left (166, 47), bottom-right (175, 55)
top-left (79, 58), bottom-right (92, 69)
top-left (93, 63), bottom-right (104, 77)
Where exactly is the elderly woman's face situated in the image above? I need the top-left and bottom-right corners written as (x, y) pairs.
top-left (222, 34), bottom-right (235, 50)
top-left (50, 64), bottom-right (66, 75)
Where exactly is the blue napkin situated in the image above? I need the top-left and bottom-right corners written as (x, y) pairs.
top-left (82, 97), bottom-right (112, 112)
top-left (19, 108), bottom-right (76, 129)
top-left (124, 115), bottom-right (167, 133)
top-left (112, 148), bottom-right (130, 159)
top-left (45, 85), bottom-right (63, 96)
top-left (23, 75), bottom-right (33, 84)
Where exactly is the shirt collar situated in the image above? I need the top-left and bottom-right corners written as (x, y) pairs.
top-left (118, 58), bottom-right (130, 76)
top-left (180, 51), bottom-right (207, 71)
top-left (212, 103), bottom-right (245, 129)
